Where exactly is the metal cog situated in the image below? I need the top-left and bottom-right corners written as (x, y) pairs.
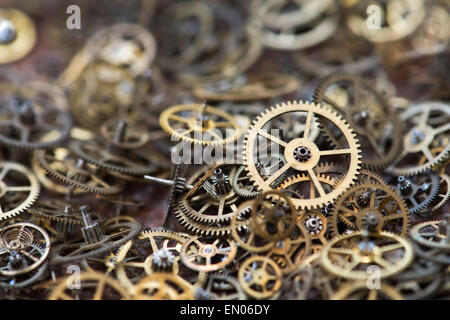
top-left (243, 100), bottom-right (361, 210)
top-left (393, 172), bottom-right (440, 214)
top-left (313, 73), bottom-right (403, 170)
top-left (159, 103), bottom-right (242, 146)
top-left (430, 174), bottom-right (450, 212)
top-left (70, 139), bottom-right (158, 176)
top-left (329, 181), bottom-right (410, 237)
top-left (0, 161), bottom-right (40, 220)
top-left (389, 101), bottom-right (450, 176)
top-left (321, 231), bottom-right (414, 281)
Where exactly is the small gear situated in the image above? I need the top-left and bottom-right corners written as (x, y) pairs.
top-left (0, 161), bottom-right (40, 220)
top-left (0, 85), bottom-right (72, 150)
top-left (159, 103), bottom-right (242, 146)
top-left (321, 231), bottom-right (414, 281)
top-left (393, 173), bottom-right (440, 214)
top-left (330, 182), bottom-right (410, 237)
top-left (313, 74), bottom-right (403, 169)
top-left (389, 101), bottom-right (450, 176)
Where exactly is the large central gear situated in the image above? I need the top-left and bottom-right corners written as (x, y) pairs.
top-left (243, 100), bottom-right (361, 210)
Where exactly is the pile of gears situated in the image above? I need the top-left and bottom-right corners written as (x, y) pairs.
top-left (0, 0), bottom-right (448, 300)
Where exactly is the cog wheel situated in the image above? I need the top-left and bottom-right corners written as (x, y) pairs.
top-left (410, 219), bottom-right (450, 252)
top-left (243, 100), bottom-right (361, 210)
top-left (0, 222), bottom-right (50, 276)
top-left (35, 147), bottom-right (123, 195)
top-left (132, 272), bottom-right (195, 300)
top-left (332, 282), bottom-right (403, 300)
top-left (0, 161), bottom-right (40, 220)
top-left (0, 84), bottom-right (72, 150)
top-left (238, 256), bottom-right (282, 299)
top-left (389, 101), bottom-right (450, 176)
top-left (48, 271), bottom-right (130, 300)
top-left (70, 138), bottom-right (158, 176)
top-left (430, 174), bottom-right (450, 212)
top-left (180, 236), bottom-right (237, 272)
top-left (321, 231), bottom-right (414, 281)
top-left (230, 165), bottom-right (261, 198)
top-left (178, 165), bottom-right (243, 224)
top-left (330, 182), bottom-right (410, 237)
top-left (313, 74), bottom-right (403, 169)
top-left (114, 228), bottom-right (206, 293)
top-left (159, 103), bottom-right (242, 145)
top-left (393, 173), bottom-right (440, 214)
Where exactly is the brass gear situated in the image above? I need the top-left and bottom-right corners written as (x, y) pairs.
top-left (330, 182), bottom-right (410, 237)
top-left (0, 84), bottom-right (72, 150)
top-left (238, 255), bottom-right (282, 299)
top-left (0, 222), bottom-right (50, 276)
top-left (243, 100), bottom-right (361, 210)
top-left (35, 147), bottom-right (123, 195)
top-left (180, 236), bottom-right (237, 272)
top-left (0, 161), bottom-right (40, 220)
top-left (132, 272), bottom-right (195, 300)
top-left (321, 231), bottom-right (414, 281)
top-left (332, 282), bottom-right (403, 300)
top-left (389, 101), bottom-right (450, 176)
top-left (313, 74), bottom-right (403, 169)
top-left (159, 103), bottom-right (242, 145)
top-left (48, 271), bottom-right (130, 300)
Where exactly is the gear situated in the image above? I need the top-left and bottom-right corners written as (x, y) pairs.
top-left (180, 236), bottom-right (237, 272)
top-left (0, 84), bottom-right (72, 150)
top-left (238, 255), bottom-right (282, 299)
top-left (410, 219), bottom-right (450, 251)
top-left (159, 103), bottom-right (242, 146)
top-left (389, 101), bottom-right (450, 176)
top-left (313, 74), bottom-right (403, 169)
top-left (250, 190), bottom-right (297, 242)
top-left (330, 182), bottom-right (410, 237)
top-left (35, 147), bottom-right (123, 195)
top-left (0, 222), bottom-right (50, 276)
top-left (243, 100), bottom-right (361, 210)
top-left (393, 173), bottom-right (440, 214)
top-left (50, 220), bottom-right (141, 264)
top-left (70, 138), bottom-right (159, 176)
top-left (321, 231), bottom-right (414, 281)
top-left (132, 272), bottom-right (195, 300)
top-left (430, 174), bottom-right (450, 212)
top-left (0, 161), bottom-right (40, 220)
top-left (48, 271), bottom-right (130, 300)
top-left (230, 165), bottom-right (262, 198)
top-left (332, 282), bottom-right (403, 300)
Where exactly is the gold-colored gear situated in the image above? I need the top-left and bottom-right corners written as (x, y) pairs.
top-left (230, 200), bottom-right (275, 253)
top-left (329, 182), bottom-right (410, 237)
top-left (238, 255), bottom-right (282, 299)
top-left (250, 190), bottom-right (297, 242)
top-left (180, 236), bottom-right (237, 272)
top-left (243, 100), bottom-right (361, 210)
top-left (0, 9), bottom-right (36, 64)
top-left (321, 231), bottom-right (414, 281)
top-left (267, 221), bottom-right (312, 274)
top-left (332, 282), bottom-right (403, 300)
top-left (0, 222), bottom-right (50, 276)
top-left (389, 101), bottom-right (450, 176)
top-left (48, 271), bottom-right (131, 300)
top-left (159, 103), bottom-right (242, 145)
top-left (132, 272), bottom-right (195, 300)
top-left (114, 228), bottom-right (207, 294)
top-left (410, 219), bottom-right (450, 251)
top-left (0, 161), bottom-right (40, 220)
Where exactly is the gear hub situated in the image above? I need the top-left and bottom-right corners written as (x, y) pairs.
top-left (293, 146), bottom-right (311, 162)
top-left (0, 18), bottom-right (16, 44)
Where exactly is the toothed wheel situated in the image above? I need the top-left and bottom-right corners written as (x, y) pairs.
top-left (243, 100), bottom-right (361, 210)
top-left (0, 161), bottom-right (40, 220)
